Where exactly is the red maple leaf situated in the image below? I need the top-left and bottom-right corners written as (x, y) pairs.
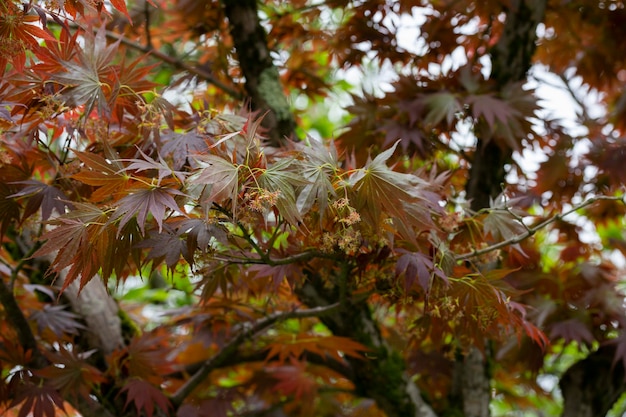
top-left (120, 378), bottom-right (172, 417)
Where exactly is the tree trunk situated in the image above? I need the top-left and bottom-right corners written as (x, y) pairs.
top-left (297, 272), bottom-right (437, 417)
top-left (221, 4), bottom-right (437, 416)
top-left (221, 0), bottom-right (296, 146)
top-left (57, 273), bottom-right (125, 355)
top-left (461, 1), bottom-right (546, 416)
top-left (560, 345), bottom-right (626, 417)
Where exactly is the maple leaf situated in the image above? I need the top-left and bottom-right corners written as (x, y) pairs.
top-left (160, 130), bottom-right (210, 170)
top-left (177, 217), bottom-right (227, 254)
top-left (72, 149), bottom-right (130, 202)
top-left (109, 0), bottom-right (132, 22)
top-left (483, 209), bottom-right (526, 241)
top-left (549, 318), bottom-right (595, 347)
top-left (442, 269), bottom-right (524, 342)
top-left (99, 218), bottom-right (142, 282)
top-left (9, 180), bottom-right (73, 221)
top-left (32, 202), bottom-right (114, 289)
top-left (296, 139), bottom-right (339, 216)
top-left (109, 186), bottom-right (186, 234)
top-left (134, 227), bottom-right (191, 270)
top-left (33, 217), bottom-right (89, 273)
top-left (381, 119), bottom-right (429, 156)
top-left (54, 28), bottom-right (118, 116)
top-left (114, 333), bottom-right (174, 381)
top-left (465, 93), bottom-right (524, 150)
top-left (32, 24), bottom-right (80, 74)
top-left (395, 249), bottom-right (448, 292)
top-left (249, 263), bottom-right (302, 290)
top-left (267, 360), bottom-right (317, 402)
top-left (350, 141), bottom-right (427, 228)
top-left (0, 6), bottom-right (56, 72)
top-left (0, 337), bottom-right (33, 367)
top-left (29, 304), bottom-right (86, 337)
top-left (37, 347), bottom-right (105, 402)
top-left (465, 93), bottom-right (519, 128)
top-left (189, 154), bottom-right (240, 211)
top-left (121, 147), bottom-right (187, 185)
top-left (120, 378), bottom-right (172, 417)
top-left (8, 383), bottom-right (65, 417)
top-left (422, 91), bottom-right (462, 128)
top-left (516, 310), bottom-right (550, 350)
top-left (113, 57), bottom-right (160, 120)
top-left (265, 334), bottom-right (368, 364)
top-left (198, 263), bottom-right (237, 300)
top-left (257, 158), bottom-right (308, 224)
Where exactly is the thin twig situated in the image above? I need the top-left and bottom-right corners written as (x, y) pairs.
top-left (43, 7), bottom-right (243, 99)
top-left (170, 302), bottom-right (341, 407)
top-left (9, 241), bottom-right (40, 291)
top-left (103, 29), bottom-right (243, 99)
top-left (455, 194), bottom-right (625, 261)
top-left (143, 0), bottom-right (152, 50)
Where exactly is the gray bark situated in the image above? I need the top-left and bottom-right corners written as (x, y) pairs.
top-left (59, 273), bottom-right (124, 355)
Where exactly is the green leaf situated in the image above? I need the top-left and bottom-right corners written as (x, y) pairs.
top-left (422, 91), bottom-right (462, 128)
top-left (350, 141), bottom-right (427, 228)
top-left (258, 158), bottom-right (308, 224)
top-left (189, 154), bottom-right (240, 212)
top-left (296, 139), bottom-right (339, 216)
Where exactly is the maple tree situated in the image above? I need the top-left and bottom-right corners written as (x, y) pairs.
top-left (1, 0), bottom-right (626, 416)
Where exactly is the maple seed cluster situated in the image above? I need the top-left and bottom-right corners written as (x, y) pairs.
top-left (332, 198), bottom-right (361, 226)
top-left (439, 211), bottom-right (462, 233)
top-left (320, 199), bottom-right (363, 255)
top-left (0, 37), bottom-right (24, 60)
top-left (247, 189), bottom-right (281, 213)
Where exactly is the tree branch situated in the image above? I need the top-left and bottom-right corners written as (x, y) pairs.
top-left (455, 194), bottom-right (625, 262)
top-left (296, 274), bottom-right (437, 417)
top-left (170, 303), bottom-right (341, 407)
top-left (460, 1), bottom-right (547, 416)
top-left (560, 345), bottom-right (626, 417)
top-left (0, 277), bottom-right (46, 368)
top-left (103, 30), bottom-right (243, 99)
top-left (0, 269), bottom-right (118, 417)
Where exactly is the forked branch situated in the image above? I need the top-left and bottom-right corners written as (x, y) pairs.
top-left (455, 194), bottom-right (625, 261)
top-left (170, 303), bottom-right (341, 407)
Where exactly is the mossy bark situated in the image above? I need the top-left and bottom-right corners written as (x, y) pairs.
top-left (297, 269), bottom-right (436, 417)
top-left (221, 0), bottom-right (296, 146)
